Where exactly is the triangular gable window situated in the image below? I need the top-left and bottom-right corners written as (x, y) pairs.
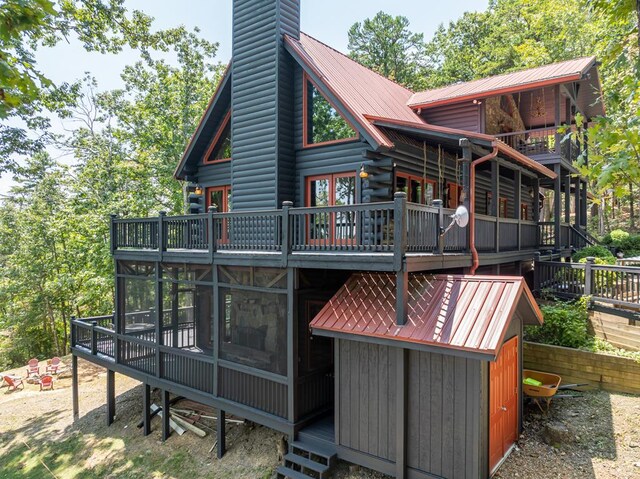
top-left (303, 73), bottom-right (357, 147)
top-left (204, 111), bottom-right (231, 164)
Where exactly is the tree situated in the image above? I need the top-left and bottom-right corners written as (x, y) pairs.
top-left (347, 11), bottom-right (427, 90)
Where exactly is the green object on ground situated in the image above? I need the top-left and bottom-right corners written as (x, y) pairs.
top-left (524, 377), bottom-right (543, 386)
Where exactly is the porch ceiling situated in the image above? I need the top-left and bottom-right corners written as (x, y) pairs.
top-left (309, 273), bottom-right (543, 361)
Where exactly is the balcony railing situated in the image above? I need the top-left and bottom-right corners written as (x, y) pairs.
top-left (111, 195), bottom-right (472, 262)
top-left (111, 195), bottom-right (562, 264)
top-left (495, 126), bottom-right (581, 163)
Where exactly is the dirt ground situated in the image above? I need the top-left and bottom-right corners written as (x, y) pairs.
top-left (0, 358), bottom-right (639, 478)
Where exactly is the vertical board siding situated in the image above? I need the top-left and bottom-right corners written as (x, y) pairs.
top-left (232, 0), bottom-right (298, 210)
top-left (406, 350), bottom-right (485, 479)
top-left (337, 340), bottom-right (396, 461)
top-left (218, 365), bottom-right (287, 418)
top-left (421, 103), bottom-right (481, 132)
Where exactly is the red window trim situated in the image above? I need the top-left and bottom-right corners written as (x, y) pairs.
top-left (395, 173), bottom-right (439, 204)
top-left (520, 203), bottom-right (529, 220)
top-left (206, 185), bottom-right (231, 212)
top-left (203, 110), bottom-right (232, 165)
top-left (302, 71), bottom-right (359, 149)
top-left (499, 197), bottom-right (508, 218)
top-left (305, 171), bottom-right (357, 246)
top-left (447, 182), bottom-right (462, 209)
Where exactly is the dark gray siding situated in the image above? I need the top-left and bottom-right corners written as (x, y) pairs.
top-left (197, 161), bottom-right (231, 188)
top-left (231, 0), bottom-right (299, 210)
top-left (406, 351), bottom-right (487, 479)
top-left (421, 102), bottom-right (481, 133)
top-left (336, 340), bottom-right (396, 461)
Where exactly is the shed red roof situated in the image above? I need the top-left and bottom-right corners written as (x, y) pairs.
top-left (285, 33), bottom-right (420, 148)
top-left (310, 273), bottom-right (543, 360)
top-left (408, 56), bottom-right (597, 109)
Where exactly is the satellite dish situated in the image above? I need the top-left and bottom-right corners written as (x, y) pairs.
top-left (452, 205), bottom-right (469, 228)
top-left (440, 205), bottom-right (469, 236)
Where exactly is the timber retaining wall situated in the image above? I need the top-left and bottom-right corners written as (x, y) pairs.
top-left (523, 341), bottom-right (640, 395)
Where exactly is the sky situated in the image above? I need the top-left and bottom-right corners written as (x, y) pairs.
top-left (0, 0), bottom-right (488, 195)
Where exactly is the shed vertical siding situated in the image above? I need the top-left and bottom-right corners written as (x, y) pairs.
top-left (231, 0), bottom-right (299, 210)
top-left (337, 340), bottom-right (396, 461)
top-left (421, 102), bottom-right (481, 133)
top-left (406, 351), bottom-right (486, 479)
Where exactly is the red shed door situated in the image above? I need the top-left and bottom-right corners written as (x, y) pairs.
top-left (489, 336), bottom-right (519, 472)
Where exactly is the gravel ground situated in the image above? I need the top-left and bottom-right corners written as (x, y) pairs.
top-left (1, 358), bottom-right (639, 478)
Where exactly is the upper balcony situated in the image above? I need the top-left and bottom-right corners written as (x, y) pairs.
top-left (109, 194), bottom-right (583, 272)
top-left (494, 126), bottom-right (583, 164)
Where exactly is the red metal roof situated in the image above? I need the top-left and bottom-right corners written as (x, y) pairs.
top-left (285, 33), bottom-right (421, 148)
top-left (408, 57), bottom-right (597, 109)
top-left (310, 273), bottom-right (543, 360)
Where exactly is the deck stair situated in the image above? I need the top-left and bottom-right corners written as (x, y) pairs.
top-left (276, 440), bottom-right (337, 479)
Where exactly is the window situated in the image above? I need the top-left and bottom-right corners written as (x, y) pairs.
top-left (204, 111), bottom-right (231, 164)
top-left (520, 203), bottom-right (529, 221)
top-left (447, 182), bottom-right (462, 209)
top-left (206, 185), bottom-right (231, 212)
top-left (306, 172), bottom-right (356, 242)
top-left (499, 197), bottom-right (508, 218)
top-left (395, 173), bottom-right (438, 205)
top-left (303, 73), bottom-right (357, 146)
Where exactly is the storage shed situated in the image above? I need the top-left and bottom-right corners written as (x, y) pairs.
top-left (310, 273), bottom-right (543, 479)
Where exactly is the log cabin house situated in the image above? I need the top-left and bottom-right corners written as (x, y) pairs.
top-left (70, 1), bottom-right (604, 478)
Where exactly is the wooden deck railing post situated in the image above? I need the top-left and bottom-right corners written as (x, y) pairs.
top-left (158, 211), bottom-right (167, 261)
top-left (109, 214), bottom-right (117, 254)
top-left (533, 254), bottom-right (541, 293)
top-left (281, 201), bottom-right (292, 267)
top-left (70, 315), bottom-right (76, 348)
top-left (208, 205), bottom-right (217, 263)
top-left (91, 321), bottom-right (97, 356)
top-left (434, 199), bottom-right (444, 254)
top-left (393, 192), bottom-right (407, 272)
top-left (585, 256), bottom-right (595, 298)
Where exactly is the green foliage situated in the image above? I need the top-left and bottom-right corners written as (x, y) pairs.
top-left (572, 245), bottom-right (616, 263)
top-left (347, 11), bottom-right (428, 90)
top-left (310, 84), bottom-right (356, 144)
top-left (525, 297), bottom-right (592, 348)
top-left (0, 5), bottom-right (222, 368)
top-left (610, 228), bottom-right (630, 244)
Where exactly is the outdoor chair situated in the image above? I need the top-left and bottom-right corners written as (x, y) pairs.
top-left (39, 375), bottom-right (54, 391)
top-left (26, 358), bottom-right (40, 377)
top-left (3, 375), bottom-right (24, 391)
top-left (46, 357), bottom-right (61, 375)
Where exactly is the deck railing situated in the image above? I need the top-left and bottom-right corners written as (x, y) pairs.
top-left (111, 194), bottom-right (555, 262)
top-left (538, 221), bottom-right (575, 250)
top-left (495, 126), bottom-right (581, 162)
top-left (535, 259), bottom-right (640, 310)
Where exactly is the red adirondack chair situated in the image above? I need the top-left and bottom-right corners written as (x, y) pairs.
top-left (39, 375), bottom-right (54, 391)
top-left (3, 375), bottom-right (24, 391)
top-left (26, 358), bottom-right (40, 377)
top-left (46, 357), bottom-right (61, 375)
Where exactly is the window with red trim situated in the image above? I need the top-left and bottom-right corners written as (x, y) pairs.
top-left (447, 182), bottom-right (462, 208)
top-left (305, 172), bottom-right (356, 242)
top-left (499, 197), bottom-right (508, 218)
top-left (395, 173), bottom-right (438, 205)
top-left (204, 111), bottom-right (231, 164)
top-left (520, 203), bottom-right (529, 220)
top-left (303, 73), bottom-right (357, 147)
top-left (206, 185), bottom-right (232, 212)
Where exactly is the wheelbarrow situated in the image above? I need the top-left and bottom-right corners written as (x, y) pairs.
top-left (523, 369), bottom-right (584, 412)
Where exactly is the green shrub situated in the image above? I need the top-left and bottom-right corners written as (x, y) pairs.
top-left (524, 297), bottom-right (591, 348)
top-left (616, 234), bottom-right (640, 257)
top-left (610, 229), bottom-right (630, 245)
top-left (572, 245), bottom-right (616, 264)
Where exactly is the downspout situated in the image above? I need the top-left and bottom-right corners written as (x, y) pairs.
top-left (470, 142), bottom-right (499, 275)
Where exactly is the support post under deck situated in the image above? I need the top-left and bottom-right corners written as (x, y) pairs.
top-left (217, 409), bottom-right (226, 459)
top-left (106, 369), bottom-right (115, 426)
top-left (143, 383), bottom-right (151, 436)
top-left (162, 390), bottom-right (171, 441)
top-left (72, 354), bottom-right (79, 420)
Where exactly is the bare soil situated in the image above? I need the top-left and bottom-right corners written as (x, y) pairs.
top-left (0, 358), bottom-right (639, 478)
